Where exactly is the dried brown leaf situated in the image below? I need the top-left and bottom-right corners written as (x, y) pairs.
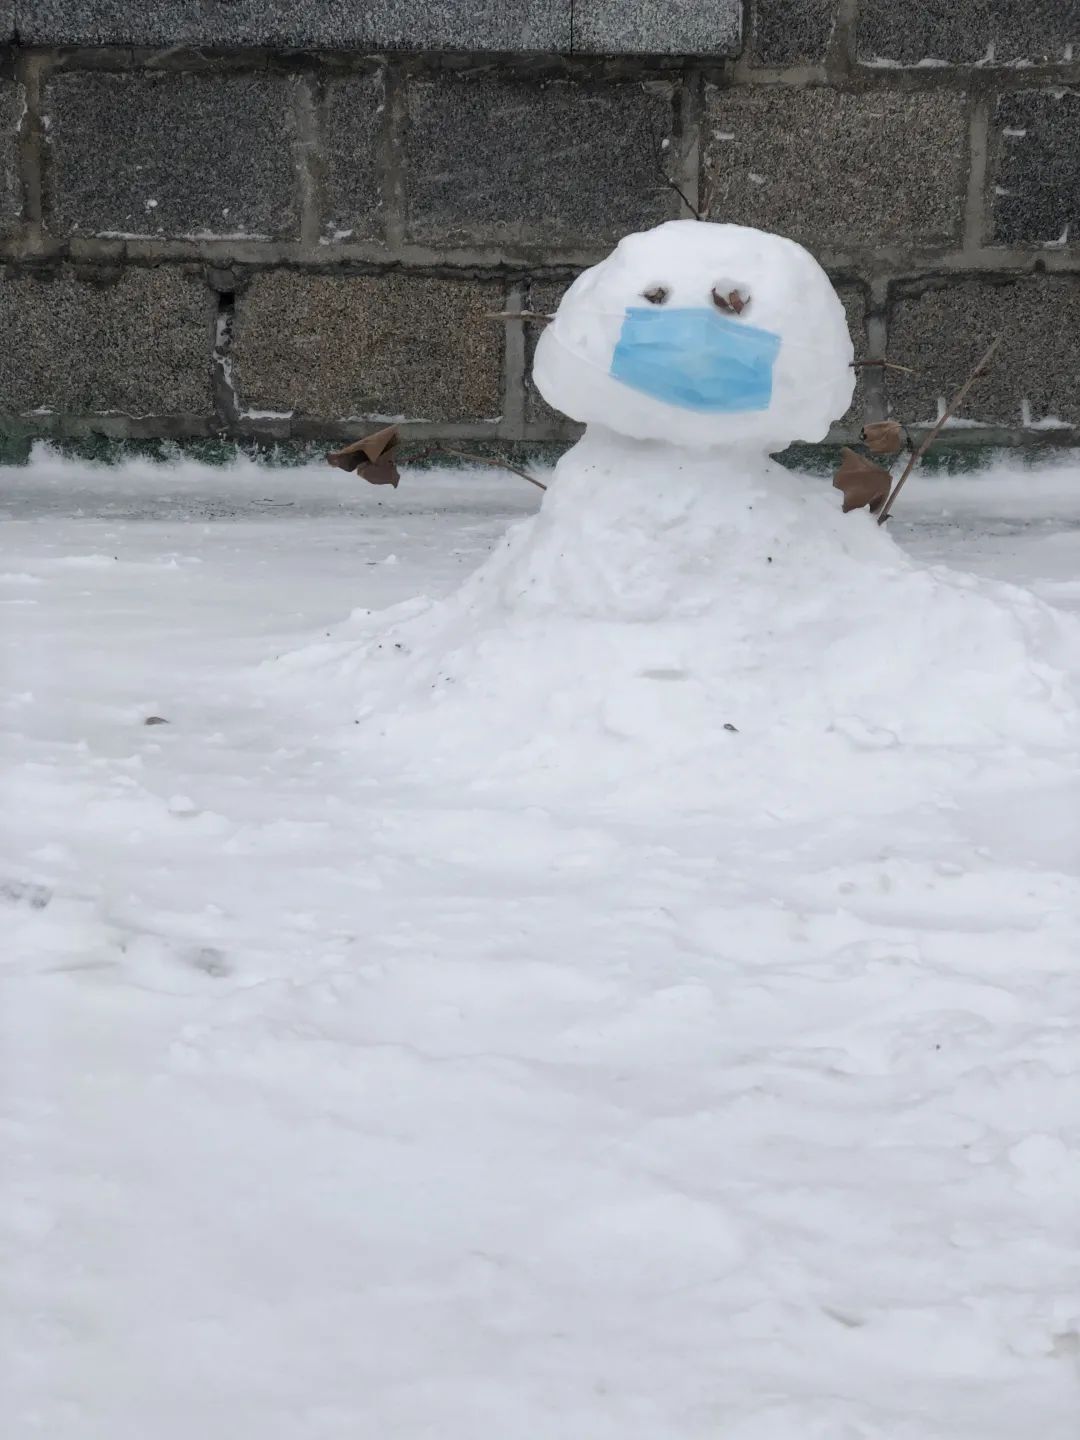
top-left (327, 424), bottom-right (400, 474)
top-left (833, 447), bottom-right (892, 515)
top-left (327, 446), bottom-right (363, 473)
top-left (356, 455), bottom-right (400, 488)
top-left (862, 420), bottom-right (905, 456)
top-left (712, 287), bottom-right (748, 315)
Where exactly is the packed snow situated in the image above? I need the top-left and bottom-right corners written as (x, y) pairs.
top-left (3, 445), bottom-right (1080, 1439)
top-left (280, 428), bottom-right (1078, 818)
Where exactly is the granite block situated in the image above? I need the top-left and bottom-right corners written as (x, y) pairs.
top-left (320, 71), bottom-right (386, 244)
top-left (572, 0), bottom-right (741, 56)
top-left (0, 266), bottom-right (213, 416)
top-left (751, 0), bottom-right (836, 65)
top-left (0, 79), bottom-right (23, 234)
top-left (857, 0), bottom-right (1077, 66)
top-left (404, 72), bottom-right (675, 248)
top-left (834, 282), bottom-right (867, 429)
top-left (230, 271), bottom-right (505, 422)
top-left (989, 89), bottom-right (1080, 247)
top-left (18, 0), bottom-right (572, 51)
top-left (885, 277), bottom-right (1080, 427)
top-left (703, 85), bottom-right (967, 250)
top-left (43, 71), bottom-right (299, 240)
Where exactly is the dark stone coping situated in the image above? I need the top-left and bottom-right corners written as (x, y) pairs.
top-left (11, 0), bottom-right (742, 54)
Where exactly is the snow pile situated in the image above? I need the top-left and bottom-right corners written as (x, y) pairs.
top-left (273, 432), bottom-right (1079, 817)
top-left (5, 455), bottom-right (1080, 1440)
top-left (272, 219), bottom-right (1078, 818)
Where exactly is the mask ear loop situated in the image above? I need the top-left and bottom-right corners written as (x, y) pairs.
top-left (547, 304), bottom-right (854, 359)
top-left (541, 322), bottom-right (857, 400)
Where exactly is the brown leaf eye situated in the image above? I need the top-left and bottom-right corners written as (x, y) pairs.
top-left (712, 287), bottom-right (749, 315)
top-left (643, 285), bottom-right (669, 305)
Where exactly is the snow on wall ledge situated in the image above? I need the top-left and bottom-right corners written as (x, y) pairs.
top-left (0, 2), bottom-right (1078, 449)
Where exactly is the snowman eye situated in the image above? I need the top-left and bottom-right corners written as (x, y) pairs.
top-left (642, 286), bottom-right (669, 306)
top-left (712, 287), bottom-right (750, 315)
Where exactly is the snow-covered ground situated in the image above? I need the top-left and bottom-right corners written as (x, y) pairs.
top-left (3, 452), bottom-right (1080, 1439)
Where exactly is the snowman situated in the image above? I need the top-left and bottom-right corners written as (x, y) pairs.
top-left (504, 217), bottom-right (862, 627)
top-left (286, 219), bottom-right (1077, 815)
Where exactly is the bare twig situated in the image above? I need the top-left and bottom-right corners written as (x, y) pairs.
top-left (643, 103), bottom-right (701, 221)
top-left (486, 310), bottom-right (554, 323)
top-left (660, 173), bottom-right (701, 221)
top-left (876, 336), bottom-right (1001, 526)
top-left (409, 444), bottom-right (547, 492)
top-left (698, 166), bottom-right (714, 221)
top-left (439, 447), bottom-right (547, 492)
top-left (849, 359), bottom-right (917, 375)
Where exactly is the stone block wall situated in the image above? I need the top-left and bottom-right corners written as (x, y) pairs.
top-left (0, 1), bottom-right (1077, 449)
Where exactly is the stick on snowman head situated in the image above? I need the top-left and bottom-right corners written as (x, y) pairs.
top-left (533, 220), bottom-right (855, 452)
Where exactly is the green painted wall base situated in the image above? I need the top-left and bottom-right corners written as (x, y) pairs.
top-left (0, 432), bottom-right (1077, 477)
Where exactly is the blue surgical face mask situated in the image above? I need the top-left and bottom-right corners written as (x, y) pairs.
top-left (609, 305), bottom-right (782, 414)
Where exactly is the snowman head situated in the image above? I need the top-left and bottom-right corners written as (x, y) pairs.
top-left (533, 220), bottom-right (854, 450)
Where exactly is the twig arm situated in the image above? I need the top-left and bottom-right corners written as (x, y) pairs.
top-left (876, 336), bottom-right (1001, 526)
top-left (407, 444), bottom-right (547, 492)
top-left (850, 359), bottom-right (916, 375)
top-left (486, 311), bottom-right (554, 323)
